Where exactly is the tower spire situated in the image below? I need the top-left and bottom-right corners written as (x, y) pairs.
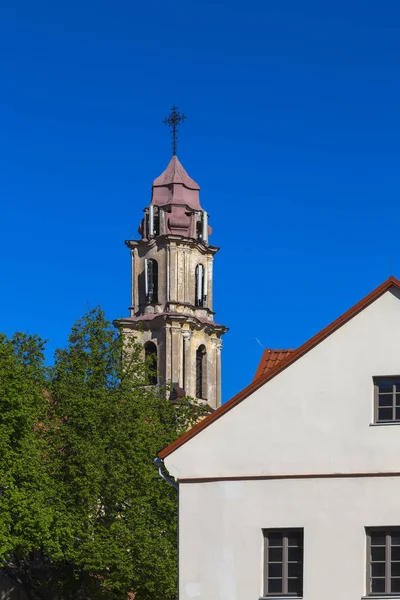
top-left (162, 104), bottom-right (186, 156)
top-left (115, 112), bottom-right (228, 409)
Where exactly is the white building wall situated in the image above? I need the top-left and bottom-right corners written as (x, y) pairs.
top-left (163, 287), bottom-right (400, 600)
top-left (166, 289), bottom-right (400, 480)
top-left (179, 476), bottom-right (400, 600)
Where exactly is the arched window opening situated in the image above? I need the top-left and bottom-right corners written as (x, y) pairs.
top-left (145, 259), bottom-right (158, 303)
top-left (195, 264), bottom-right (207, 307)
top-left (196, 219), bottom-right (203, 241)
top-left (196, 345), bottom-right (207, 399)
top-left (145, 341), bottom-right (158, 386)
top-left (153, 209), bottom-right (160, 236)
top-left (148, 206), bottom-right (160, 238)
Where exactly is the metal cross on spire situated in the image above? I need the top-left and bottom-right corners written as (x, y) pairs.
top-left (162, 104), bottom-right (186, 156)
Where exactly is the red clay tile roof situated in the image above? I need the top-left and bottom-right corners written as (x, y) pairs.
top-left (159, 276), bottom-right (400, 460)
top-left (254, 349), bottom-right (294, 381)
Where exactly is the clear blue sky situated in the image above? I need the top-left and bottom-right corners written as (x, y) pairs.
top-left (1, 0), bottom-right (400, 401)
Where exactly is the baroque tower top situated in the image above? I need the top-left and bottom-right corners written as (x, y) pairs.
top-left (138, 155), bottom-right (209, 242)
top-left (115, 110), bottom-right (227, 409)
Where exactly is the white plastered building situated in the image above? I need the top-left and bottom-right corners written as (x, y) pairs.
top-left (160, 277), bottom-right (400, 600)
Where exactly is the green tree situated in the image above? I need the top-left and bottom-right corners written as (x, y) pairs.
top-left (0, 332), bottom-right (62, 595)
top-left (45, 308), bottom-right (204, 599)
top-left (0, 310), bottom-right (206, 599)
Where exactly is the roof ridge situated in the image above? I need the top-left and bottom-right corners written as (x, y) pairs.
top-left (264, 347), bottom-right (294, 351)
top-left (159, 276), bottom-right (400, 460)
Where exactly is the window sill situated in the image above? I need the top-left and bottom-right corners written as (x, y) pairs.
top-left (361, 596), bottom-right (400, 599)
top-left (369, 422), bottom-right (400, 427)
top-left (259, 597), bottom-right (303, 599)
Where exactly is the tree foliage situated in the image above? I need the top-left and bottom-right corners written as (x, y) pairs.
top-left (0, 309), bottom-right (206, 599)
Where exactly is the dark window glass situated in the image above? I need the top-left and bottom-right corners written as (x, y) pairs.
top-left (269, 533), bottom-right (283, 547)
top-left (371, 563), bottom-right (386, 577)
top-left (288, 563), bottom-right (302, 577)
top-left (392, 579), bottom-right (400, 593)
top-left (379, 382), bottom-right (394, 394)
top-left (269, 564), bottom-right (282, 578)
top-left (153, 211), bottom-right (160, 236)
top-left (269, 548), bottom-right (283, 562)
top-left (146, 259), bottom-right (158, 303)
top-left (371, 578), bottom-right (386, 594)
top-left (288, 578), bottom-right (302, 594)
top-left (288, 535), bottom-right (301, 547)
top-left (378, 395), bottom-right (393, 407)
top-left (268, 579), bottom-right (282, 594)
top-left (196, 345), bottom-right (206, 399)
top-left (288, 547), bottom-right (302, 561)
top-left (371, 534), bottom-right (386, 546)
top-left (378, 407), bottom-right (393, 421)
top-left (392, 563), bottom-right (400, 577)
top-left (371, 546), bottom-right (386, 561)
top-left (392, 547), bottom-right (400, 561)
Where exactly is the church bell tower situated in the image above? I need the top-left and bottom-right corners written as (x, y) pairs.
top-left (116, 108), bottom-right (227, 409)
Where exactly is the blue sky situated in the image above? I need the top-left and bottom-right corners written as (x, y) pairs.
top-left (1, 1), bottom-right (400, 401)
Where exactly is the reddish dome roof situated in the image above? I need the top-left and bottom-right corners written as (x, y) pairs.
top-left (151, 156), bottom-right (202, 210)
top-left (153, 156), bottom-right (200, 190)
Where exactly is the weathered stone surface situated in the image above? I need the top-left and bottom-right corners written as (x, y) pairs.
top-left (115, 156), bottom-right (227, 409)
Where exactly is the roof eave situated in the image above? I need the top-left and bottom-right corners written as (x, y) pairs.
top-left (158, 276), bottom-right (400, 460)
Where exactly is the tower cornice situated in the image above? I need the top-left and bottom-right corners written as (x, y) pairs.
top-left (114, 314), bottom-right (228, 336)
top-left (125, 235), bottom-right (220, 256)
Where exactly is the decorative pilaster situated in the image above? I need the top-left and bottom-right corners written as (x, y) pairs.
top-left (182, 331), bottom-right (192, 394)
top-left (215, 339), bottom-right (223, 408)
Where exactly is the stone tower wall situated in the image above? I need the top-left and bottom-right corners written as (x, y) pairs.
top-left (115, 156), bottom-right (227, 409)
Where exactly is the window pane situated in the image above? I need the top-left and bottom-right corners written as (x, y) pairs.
top-left (268, 533), bottom-right (283, 547)
top-left (268, 579), bottom-right (282, 593)
top-left (268, 563), bottom-right (282, 578)
top-left (371, 546), bottom-right (386, 561)
top-left (268, 548), bottom-right (283, 562)
top-left (288, 578), bottom-right (303, 595)
top-left (378, 381), bottom-right (394, 394)
top-left (392, 579), bottom-right (400, 593)
top-left (371, 578), bottom-right (386, 593)
top-left (288, 562), bottom-right (302, 577)
top-left (288, 535), bottom-right (302, 547)
top-left (378, 394), bottom-right (393, 407)
top-left (392, 547), bottom-right (400, 561)
top-left (392, 563), bottom-right (400, 577)
top-left (396, 394), bottom-right (400, 406)
top-left (371, 534), bottom-right (386, 546)
top-left (288, 547), bottom-right (303, 561)
top-left (378, 407), bottom-right (393, 421)
top-left (396, 407), bottom-right (400, 420)
top-left (372, 563), bottom-right (386, 577)
top-left (392, 534), bottom-right (400, 546)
